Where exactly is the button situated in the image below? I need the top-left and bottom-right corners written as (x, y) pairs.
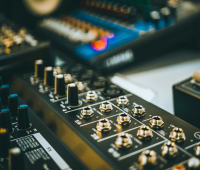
top-left (0, 84), bottom-right (10, 106)
top-left (8, 94), bottom-right (19, 117)
top-left (44, 67), bottom-right (54, 88)
top-left (34, 59), bottom-right (44, 80)
top-left (115, 132), bottom-right (132, 148)
top-left (9, 147), bottom-right (25, 170)
top-left (169, 127), bottom-right (186, 143)
top-left (0, 109), bottom-right (13, 133)
top-left (17, 105), bottom-right (31, 130)
top-left (137, 125), bottom-right (153, 140)
top-left (96, 118), bottom-right (111, 132)
top-left (54, 74), bottom-right (66, 97)
top-left (117, 113), bottom-right (131, 125)
top-left (0, 128), bottom-right (10, 158)
top-left (161, 141), bottom-right (178, 158)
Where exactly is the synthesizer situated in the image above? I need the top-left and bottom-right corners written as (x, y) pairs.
top-left (10, 59), bottom-right (200, 170)
top-left (0, 76), bottom-right (87, 170)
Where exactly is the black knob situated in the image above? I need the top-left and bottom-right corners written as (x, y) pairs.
top-left (0, 76), bottom-right (2, 86)
top-left (0, 128), bottom-right (10, 158)
top-left (67, 83), bottom-right (79, 106)
top-left (44, 67), bottom-right (54, 87)
top-left (0, 98), bottom-right (2, 110)
top-left (0, 84), bottom-right (10, 106)
top-left (0, 109), bottom-right (13, 133)
top-left (8, 94), bottom-right (19, 117)
top-left (34, 59), bottom-right (44, 80)
top-left (54, 74), bottom-right (66, 97)
top-left (18, 105), bottom-right (31, 130)
top-left (9, 147), bottom-right (25, 170)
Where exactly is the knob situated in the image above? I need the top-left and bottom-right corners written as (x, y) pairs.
top-left (0, 76), bottom-right (2, 86)
top-left (64, 74), bottom-right (72, 84)
top-left (96, 118), bottom-right (111, 132)
top-left (9, 147), bottom-right (25, 170)
top-left (138, 150), bottom-right (157, 168)
top-left (75, 82), bottom-right (84, 92)
top-left (172, 165), bottom-right (186, 170)
top-left (54, 74), bottom-right (66, 97)
top-left (99, 101), bottom-right (113, 113)
top-left (44, 67), bottom-right (54, 88)
top-left (137, 125), bottom-right (153, 140)
top-left (149, 116), bottom-right (164, 129)
top-left (0, 84), bottom-right (10, 106)
top-left (116, 96), bottom-right (129, 107)
top-left (80, 106), bottom-right (94, 118)
top-left (132, 105), bottom-right (146, 118)
top-left (115, 132), bottom-right (132, 148)
top-left (53, 67), bottom-right (62, 76)
top-left (67, 83), bottom-right (80, 106)
top-left (161, 141), bottom-right (178, 158)
top-left (117, 113), bottom-right (131, 125)
top-left (86, 91), bottom-right (98, 102)
top-left (18, 105), bottom-right (31, 130)
top-left (194, 143), bottom-right (200, 156)
top-left (8, 94), bottom-right (19, 117)
top-left (0, 128), bottom-right (10, 158)
top-left (34, 59), bottom-right (44, 80)
top-left (169, 127), bottom-right (186, 143)
top-left (188, 157), bottom-right (200, 170)
top-left (0, 109), bottom-right (13, 133)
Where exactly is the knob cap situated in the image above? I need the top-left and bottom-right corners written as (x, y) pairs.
top-left (9, 147), bottom-right (25, 170)
top-left (54, 74), bottom-right (66, 97)
top-left (0, 109), bottom-right (13, 133)
top-left (67, 83), bottom-right (79, 106)
top-left (0, 128), bottom-right (10, 158)
top-left (18, 105), bottom-right (31, 130)
top-left (8, 94), bottom-right (19, 117)
top-left (34, 59), bottom-right (44, 80)
top-left (0, 84), bottom-right (10, 106)
top-left (44, 67), bottom-right (54, 88)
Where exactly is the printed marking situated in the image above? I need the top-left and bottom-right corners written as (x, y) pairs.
top-left (185, 141), bottom-right (200, 150)
top-left (118, 140), bottom-right (167, 161)
top-left (142, 118), bottom-right (152, 122)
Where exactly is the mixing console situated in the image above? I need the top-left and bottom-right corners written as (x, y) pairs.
top-left (9, 59), bottom-right (200, 170)
top-left (0, 77), bottom-right (87, 170)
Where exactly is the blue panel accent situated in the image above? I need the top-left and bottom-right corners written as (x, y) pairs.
top-left (10, 94), bottom-right (18, 98)
top-left (1, 109), bottom-right (9, 113)
top-left (19, 105), bottom-right (28, 109)
top-left (1, 84), bottom-right (9, 88)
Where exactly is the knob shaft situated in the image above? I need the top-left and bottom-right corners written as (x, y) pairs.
top-left (0, 109), bottom-right (13, 133)
top-left (0, 84), bottom-right (10, 106)
top-left (0, 128), bottom-right (10, 158)
top-left (54, 74), bottom-right (66, 97)
top-left (18, 105), bottom-right (31, 130)
top-left (8, 94), bottom-right (19, 117)
top-left (34, 59), bottom-right (44, 80)
top-left (9, 147), bottom-right (25, 170)
top-left (67, 83), bottom-right (79, 106)
top-left (44, 67), bottom-right (54, 87)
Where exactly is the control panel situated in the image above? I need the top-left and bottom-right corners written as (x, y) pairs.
top-left (0, 76), bottom-right (87, 170)
top-left (10, 59), bottom-right (200, 170)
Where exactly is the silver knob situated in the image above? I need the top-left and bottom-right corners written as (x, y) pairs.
top-left (115, 132), bottom-right (133, 148)
top-left (194, 143), bottom-right (200, 156)
top-left (138, 150), bottom-right (157, 168)
top-left (99, 101), bottom-right (113, 113)
top-left (137, 125), bottom-right (153, 140)
top-left (169, 127), bottom-right (186, 143)
top-left (161, 141), bottom-right (178, 158)
top-left (132, 105), bottom-right (146, 118)
top-left (80, 106), bottom-right (94, 118)
top-left (188, 157), bottom-right (200, 169)
top-left (96, 118), bottom-right (111, 132)
top-left (117, 113), bottom-right (131, 125)
top-left (116, 96), bottom-right (129, 107)
top-left (86, 91), bottom-right (98, 102)
top-left (149, 116), bottom-right (164, 129)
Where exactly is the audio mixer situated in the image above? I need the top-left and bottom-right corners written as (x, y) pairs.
top-left (8, 59), bottom-right (200, 170)
top-left (0, 76), bottom-right (87, 170)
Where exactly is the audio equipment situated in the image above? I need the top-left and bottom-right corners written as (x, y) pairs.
top-left (0, 76), bottom-right (87, 170)
top-left (173, 71), bottom-right (200, 129)
top-left (8, 58), bottom-right (200, 170)
top-left (0, 14), bottom-right (50, 75)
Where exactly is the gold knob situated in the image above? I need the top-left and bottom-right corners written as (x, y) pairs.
top-left (149, 116), bottom-right (164, 129)
top-left (96, 118), bottom-right (111, 132)
top-left (115, 132), bottom-right (132, 148)
top-left (117, 113), bottom-right (131, 125)
top-left (132, 105), bottom-right (146, 118)
top-left (137, 125), bottom-right (153, 140)
top-left (80, 106), bottom-right (94, 118)
top-left (169, 127), bottom-right (186, 143)
top-left (161, 141), bottom-right (178, 158)
top-left (138, 150), bottom-right (157, 168)
top-left (99, 101), bottom-right (113, 113)
top-left (116, 96), bottom-right (129, 107)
